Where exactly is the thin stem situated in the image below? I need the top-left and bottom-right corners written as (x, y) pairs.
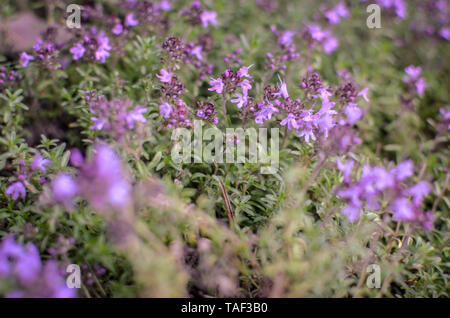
top-left (221, 92), bottom-right (230, 127)
top-left (281, 125), bottom-right (289, 149)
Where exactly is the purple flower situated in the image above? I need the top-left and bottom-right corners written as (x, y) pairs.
top-left (90, 117), bottom-right (107, 130)
top-left (69, 43), bottom-right (86, 60)
top-left (278, 31), bottom-right (296, 46)
top-left (357, 87), bottom-right (370, 102)
top-left (31, 155), bottom-right (52, 173)
top-left (70, 148), bottom-right (85, 167)
top-left (0, 238), bottom-right (74, 298)
top-left (316, 112), bottom-right (335, 138)
top-left (238, 79), bottom-right (252, 96)
top-left (308, 24), bottom-right (327, 41)
top-left (191, 46), bottom-right (203, 61)
top-left (231, 93), bottom-right (248, 109)
top-left (125, 13), bottom-right (139, 27)
top-left (208, 77), bottom-right (224, 94)
top-left (6, 182), bottom-right (26, 200)
top-left (342, 204), bottom-right (360, 223)
top-left (394, 0), bottom-right (407, 19)
top-left (126, 106), bottom-right (147, 129)
top-left (107, 180), bottom-right (130, 208)
top-left (77, 143), bottom-right (130, 211)
top-left (156, 68), bottom-right (173, 83)
top-left (404, 65), bottom-right (421, 80)
top-left (112, 24), bottom-right (123, 35)
top-left (95, 33), bottom-right (111, 63)
top-left (20, 52), bottom-right (34, 67)
top-left (344, 103), bottom-right (363, 125)
top-left (160, 102), bottom-right (173, 119)
top-left (325, 2), bottom-right (349, 24)
top-left (0, 237), bottom-right (41, 284)
top-left (196, 110), bottom-right (206, 118)
top-left (51, 173), bottom-right (78, 204)
top-left (280, 113), bottom-right (299, 130)
top-left (158, 0), bottom-right (172, 11)
top-left (391, 160), bottom-right (413, 181)
top-left (336, 158), bottom-right (354, 183)
top-left (278, 80), bottom-right (289, 100)
top-left (337, 185), bottom-right (363, 208)
top-left (409, 181), bottom-right (431, 206)
top-left (440, 27), bottom-right (450, 41)
top-left (323, 36), bottom-right (338, 54)
top-left (297, 126), bottom-right (316, 143)
top-left (392, 198), bottom-right (414, 221)
top-left (237, 65), bottom-right (253, 78)
top-left (201, 10), bottom-right (217, 28)
top-left (319, 87), bottom-right (332, 102)
top-left (415, 78), bottom-right (426, 96)
top-left (371, 167), bottom-right (394, 190)
top-left (255, 102), bottom-right (279, 124)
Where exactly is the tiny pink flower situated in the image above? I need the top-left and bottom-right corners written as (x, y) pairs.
top-left (20, 52), bottom-right (34, 67)
top-left (156, 68), bottom-right (173, 83)
top-left (208, 78), bottom-right (224, 94)
top-left (201, 11), bottom-right (217, 28)
top-left (6, 182), bottom-right (26, 200)
top-left (125, 13), bottom-right (139, 27)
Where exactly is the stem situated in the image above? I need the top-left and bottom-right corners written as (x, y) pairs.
top-left (222, 92), bottom-right (230, 126)
top-left (431, 173), bottom-right (449, 215)
top-left (299, 156), bottom-right (327, 198)
top-left (281, 125), bottom-right (289, 149)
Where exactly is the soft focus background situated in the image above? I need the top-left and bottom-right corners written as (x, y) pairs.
top-left (0, 0), bottom-right (448, 297)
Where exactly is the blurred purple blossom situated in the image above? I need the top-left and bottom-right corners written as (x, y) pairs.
top-left (6, 182), bottom-right (26, 200)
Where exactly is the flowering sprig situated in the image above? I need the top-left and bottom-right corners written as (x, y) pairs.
top-left (335, 159), bottom-right (433, 229)
top-left (0, 67), bottom-right (19, 91)
top-left (0, 237), bottom-right (74, 298)
top-left (85, 91), bottom-right (147, 139)
top-left (20, 28), bottom-right (60, 70)
top-left (50, 143), bottom-right (130, 213)
top-left (181, 1), bottom-right (217, 28)
top-left (5, 153), bottom-right (53, 202)
top-left (69, 31), bottom-right (112, 64)
top-left (403, 65), bottom-right (427, 97)
top-left (265, 26), bottom-right (300, 72)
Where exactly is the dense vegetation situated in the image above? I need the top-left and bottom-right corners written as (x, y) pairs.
top-left (0, 0), bottom-right (448, 297)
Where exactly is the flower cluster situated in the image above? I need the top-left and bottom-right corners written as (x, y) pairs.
top-left (438, 108), bottom-right (450, 131)
top-left (51, 143), bottom-right (130, 213)
top-left (0, 67), bottom-right (18, 90)
top-left (70, 30), bottom-right (112, 64)
top-left (6, 154), bottom-right (52, 201)
top-left (120, 0), bottom-right (170, 33)
top-left (324, 2), bottom-right (350, 25)
top-left (336, 159), bottom-right (433, 229)
top-left (210, 66), bottom-right (253, 98)
top-left (403, 65), bottom-right (427, 96)
top-left (266, 26), bottom-right (300, 71)
top-left (86, 91), bottom-right (147, 139)
top-left (159, 99), bottom-right (192, 128)
top-left (0, 237), bottom-right (74, 298)
top-left (195, 101), bottom-right (219, 124)
top-left (181, 1), bottom-right (217, 28)
top-left (376, 0), bottom-right (407, 19)
top-left (304, 24), bottom-right (339, 54)
top-left (20, 28), bottom-right (60, 69)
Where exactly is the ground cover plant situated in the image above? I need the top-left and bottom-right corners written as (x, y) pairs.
top-left (0, 0), bottom-right (448, 298)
